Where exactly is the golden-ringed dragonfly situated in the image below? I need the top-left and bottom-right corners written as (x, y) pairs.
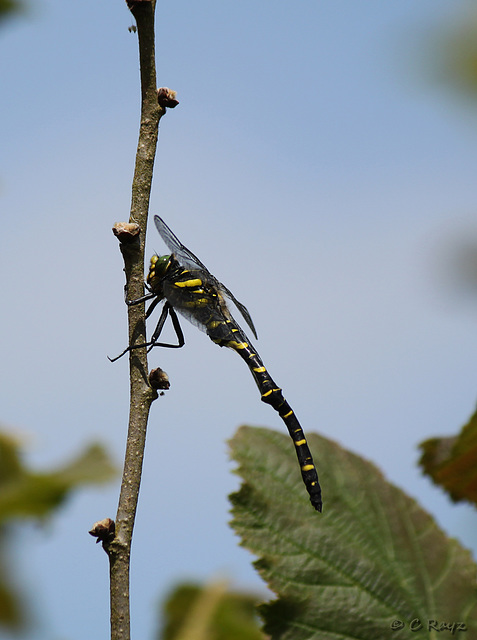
top-left (113, 215), bottom-right (322, 512)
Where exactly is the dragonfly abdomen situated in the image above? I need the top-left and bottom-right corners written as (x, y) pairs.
top-left (206, 318), bottom-right (322, 512)
top-left (248, 355), bottom-right (322, 513)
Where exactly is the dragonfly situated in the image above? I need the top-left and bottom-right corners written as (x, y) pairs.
top-left (113, 215), bottom-right (322, 512)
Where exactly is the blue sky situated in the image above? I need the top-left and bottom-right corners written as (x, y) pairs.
top-left (2, 1), bottom-right (477, 638)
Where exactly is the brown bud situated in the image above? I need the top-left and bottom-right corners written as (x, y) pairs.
top-left (89, 518), bottom-right (116, 544)
top-left (157, 87), bottom-right (179, 109)
top-left (112, 222), bottom-right (141, 244)
top-left (149, 367), bottom-right (170, 391)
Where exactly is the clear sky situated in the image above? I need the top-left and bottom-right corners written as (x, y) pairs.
top-left (2, 1), bottom-right (477, 638)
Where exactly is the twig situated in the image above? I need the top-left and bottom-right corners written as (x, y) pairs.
top-left (106, 2), bottom-right (162, 639)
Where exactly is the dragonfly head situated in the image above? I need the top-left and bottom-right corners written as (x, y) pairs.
top-left (147, 254), bottom-right (172, 290)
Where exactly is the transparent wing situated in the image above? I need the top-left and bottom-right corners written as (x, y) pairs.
top-left (219, 283), bottom-right (257, 340)
top-left (154, 215), bottom-right (212, 274)
top-left (153, 215), bottom-right (258, 339)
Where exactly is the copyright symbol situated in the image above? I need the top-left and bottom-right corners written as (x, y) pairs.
top-left (391, 619), bottom-right (404, 630)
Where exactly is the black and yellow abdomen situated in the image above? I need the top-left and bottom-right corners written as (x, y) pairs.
top-left (205, 316), bottom-right (322, 512)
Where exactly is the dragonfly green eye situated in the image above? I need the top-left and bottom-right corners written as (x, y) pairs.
top-left (147, 254), bottom-right (171, 286)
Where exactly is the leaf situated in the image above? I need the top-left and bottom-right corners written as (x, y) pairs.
top-left (0, 430), bottom-right (116, 630)
top-left (229, 427), bottom-right (477, 640)
top-left (0, 433), bottom-right (116, 522)
top-left (419, 404), bottom-right (477, 506)
top-left (159, 581), bottom-right (266, 640)
top-left (433, 10), bottom-right (477, 96)
top-left (0, 531), bottom-right (22, 629)
top-left (0, 0), bottom-right (20, 23)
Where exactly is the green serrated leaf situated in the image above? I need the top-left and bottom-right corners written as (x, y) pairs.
top-left (229, 426), bottom-right (477, 640)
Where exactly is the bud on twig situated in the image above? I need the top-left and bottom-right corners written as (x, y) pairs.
top-left (149, 367), bottom-right (170, 392)
top-left (112, 222), bottom-right (141, 245)
top-left (89, 518), bottom-right (116, 544)
top-left (157, 87), bottom-right (179, 109)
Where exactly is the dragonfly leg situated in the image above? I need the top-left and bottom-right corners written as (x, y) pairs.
top-left (145, 295), bottom-right (163, 319)
top-left (147, 302), bottom-right (185, 351)
top-left (124, 286), bottom-right (157, 307)
top-left (109, 302), bottom-right (185, 362)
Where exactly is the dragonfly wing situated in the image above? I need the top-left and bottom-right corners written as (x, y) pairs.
top-left (220, 283), bottom-right (258, 340)
top-left (154, 215), bottom-right (211, 274)
top-left (154, 215), bottom-right (258, 340)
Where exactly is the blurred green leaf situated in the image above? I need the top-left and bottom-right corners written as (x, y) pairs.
top-left (229, 427), bottom-right (477, 640)
top-left (0, 0), bottom-right (22, 23)
top-left (445, 21), bottom-right (477, 93)
top-left (160, 581), bottom-right (265, 640)
top-left (429, 9), bottom-right (477, 98)
top-left (0, 430), bottom-right (116, 630)
top-left (419, 404), bottom-right (477, 506)
top-left (0, 536), bottom-right (22, 629)
top-left (0, 432), bottom-right (116, 522)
